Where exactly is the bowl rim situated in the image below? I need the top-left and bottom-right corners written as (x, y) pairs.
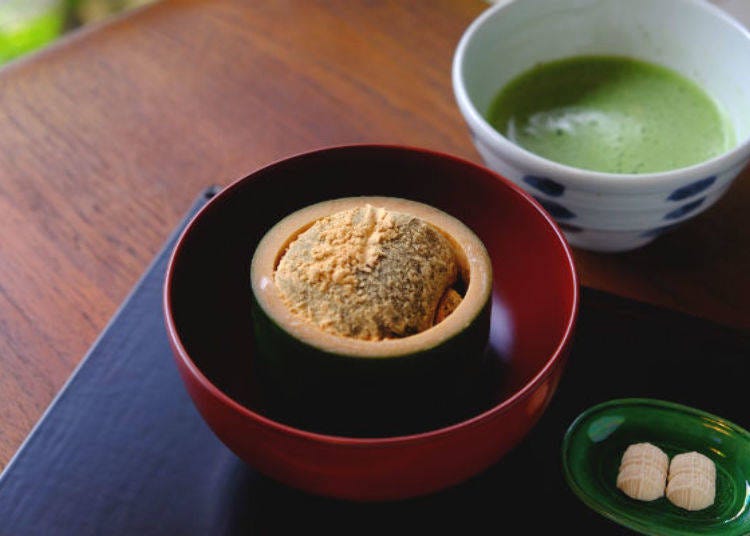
top-left (250, 195), bottom-right (493, 359)
top-left (163, 143), bottom-right (579, 445)
top-left (451, 0), bottom-right (750, 193)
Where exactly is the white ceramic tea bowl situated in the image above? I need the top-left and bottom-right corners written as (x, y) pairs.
top-left (453, 0), bottom-right (750, 252)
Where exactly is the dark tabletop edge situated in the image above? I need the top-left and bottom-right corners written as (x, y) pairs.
top-left (0, 186), bottom-right (219, 482)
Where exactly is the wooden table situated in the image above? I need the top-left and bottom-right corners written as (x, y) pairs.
top-left (1, 0), bottom-right (748, 470)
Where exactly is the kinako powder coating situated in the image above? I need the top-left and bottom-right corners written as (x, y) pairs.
top-left (274, 204), bottom-right (463, 341)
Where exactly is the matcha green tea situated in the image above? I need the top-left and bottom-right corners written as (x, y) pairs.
top-left (488, 56), bottom-right (734, 174)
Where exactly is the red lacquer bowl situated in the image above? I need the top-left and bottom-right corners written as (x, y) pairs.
top-left (164, 145), bottom-right (578, 501)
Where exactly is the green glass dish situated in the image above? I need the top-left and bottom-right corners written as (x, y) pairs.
top-left (562, 398), bottom-right (750, 536)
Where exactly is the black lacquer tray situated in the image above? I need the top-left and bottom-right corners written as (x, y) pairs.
top-left (0, 188), bottom-right (747, 535)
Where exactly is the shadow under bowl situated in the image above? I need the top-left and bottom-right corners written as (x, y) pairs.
top-left (164, 144), bottom-right (578, 501)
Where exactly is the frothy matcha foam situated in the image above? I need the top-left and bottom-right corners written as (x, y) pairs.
top-left (488, 56), bottom-right (734, 174)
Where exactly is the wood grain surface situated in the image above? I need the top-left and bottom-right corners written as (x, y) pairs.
top-left (0, 0), bottom-right (748, 469)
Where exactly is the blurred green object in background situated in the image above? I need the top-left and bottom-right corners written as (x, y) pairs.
top-left (0, 0), bottom-right (66, 64)
top-left (74, 0), bottom-right (155, 24)
top-left (0, 0), bottom-right (157, 66)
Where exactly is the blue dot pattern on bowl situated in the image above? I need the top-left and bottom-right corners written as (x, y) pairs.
top-left (556, 222), bottom-right (583, 233)
top-left (533, 197), bottom-right (576, 220)
top-left (664, 198), bottom-right (706, 220)
top-left (523, 175), bottom-right (565, 197)
top-left (640, 223), bottom-right (679, 238)
top-left (667, 176), bottom-right (716, 201)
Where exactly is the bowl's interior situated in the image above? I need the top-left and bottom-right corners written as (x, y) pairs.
top-left (460, 0), bottom-right (750, 144)
top-left (168, 146), bottom-right (577, 437)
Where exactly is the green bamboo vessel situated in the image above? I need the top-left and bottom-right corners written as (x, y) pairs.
top-left (250, 197), bottom-right (493, 437)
